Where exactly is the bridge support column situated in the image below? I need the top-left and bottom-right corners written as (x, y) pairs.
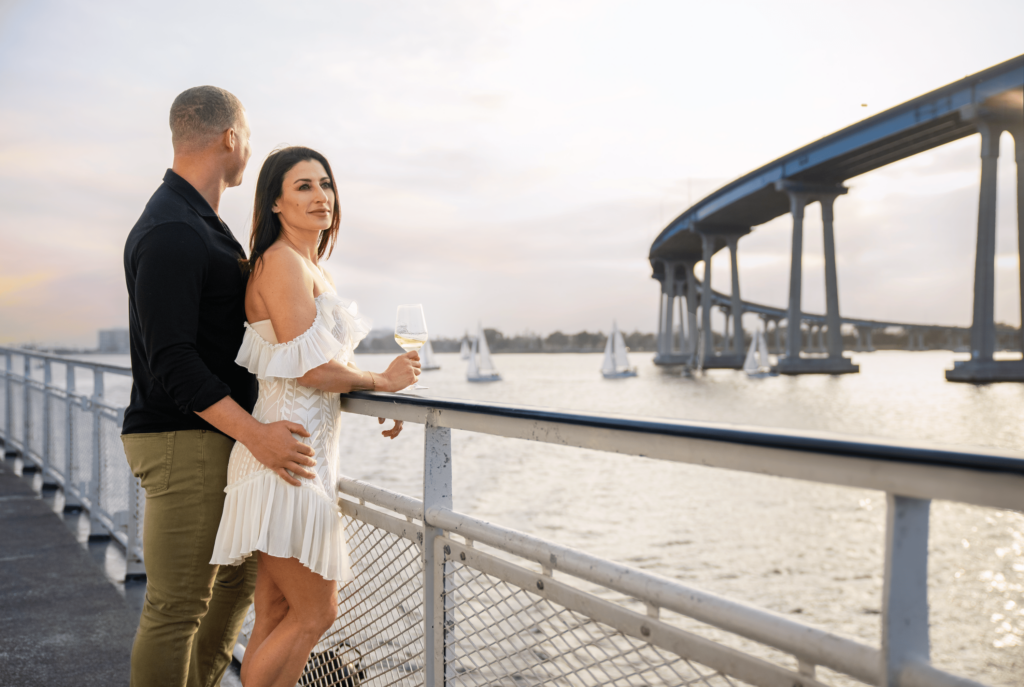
top-left (773, 319), bottom-right (782, 354)
top-left (683, 261), bottom-right (700, 363)
top-left (867, 328), bottom-right (875, 352)
top-left (665, 262), bottom-right (677, 356)
top-left (656, 278), bottom-right (664, 357)
top-left (655, 262), bottom-right (684, 365)
top-left (775, 181), bottom-right (858, 375)
top-left (783, 191), bottom-right (807, 361)
top-left (700, 235), bottom-right (714, 364)
top-left (821, 195), bottom-right (846, 360)
top-left (655, 271), bottom-right (668, 363)
top-left (948, 111), bottom-right (1024, 382)
top-left (855, 327), bottom-right (863, 352)
top-left (722, 307), bottom-right (732, 354)
top-left (727, 236), bottom-right (744, 356)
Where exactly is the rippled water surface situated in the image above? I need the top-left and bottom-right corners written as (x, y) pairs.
top-left (73, 350), bottom-right (1024, 683)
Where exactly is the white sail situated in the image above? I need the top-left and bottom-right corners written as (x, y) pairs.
top-left (459, 338), bottom-right (470, 360)
top-left (613, 329), bottom-right (630, 371)
top-left (601, 334), bottom-right (616, 375)
top-left (421, 338), bottom-right (440, 370)
top-left (467, 336), bottom-right (479, 378)
top-left (468, 323), bottom-right (500, 381)
top-left (757, 330), bottom-right (770, 370)
top-left (743, 334), bottom-right (760, 374)
top-left (477, 325), bottom-right (498, 375)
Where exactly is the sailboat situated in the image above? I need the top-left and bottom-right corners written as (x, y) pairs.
top-left (601, 322), bottom-right (638, 379)
top-left (420, 338), bottom-right (440, 371)
top-left (743, 330), bottom-right (774, 377)
top-left (467, 324), bottom-right (501, 382)
top-left (459, 337), bottom-right (471, 360)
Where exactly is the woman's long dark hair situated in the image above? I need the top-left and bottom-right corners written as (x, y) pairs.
top-left (245, 146), bottom-right (341, 277)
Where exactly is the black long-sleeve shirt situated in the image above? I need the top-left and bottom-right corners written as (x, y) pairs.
top-left (122, 169), bottom-right (257, 435)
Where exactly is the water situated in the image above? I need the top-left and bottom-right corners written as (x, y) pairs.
top-left (56, 350), bottom-right (1024, 683)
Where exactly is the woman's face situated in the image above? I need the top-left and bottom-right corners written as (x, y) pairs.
top-left (272, 159), bottom-right (335, 234)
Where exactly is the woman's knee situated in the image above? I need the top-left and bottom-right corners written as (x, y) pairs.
top-left (303, 598), bottom-right (337, 636)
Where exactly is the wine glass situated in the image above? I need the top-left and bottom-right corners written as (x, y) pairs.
top-left (395, 304), bottom-right (428, 391)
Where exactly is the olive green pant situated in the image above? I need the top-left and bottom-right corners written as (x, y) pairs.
top-left (122, 429), bottom-right (257, 687)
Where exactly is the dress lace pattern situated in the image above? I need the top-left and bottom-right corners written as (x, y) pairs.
top-left (210, 292), bottom-right (371, 582)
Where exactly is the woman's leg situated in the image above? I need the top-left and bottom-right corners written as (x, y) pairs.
top-left (239, 554), bottom-right (289, 686)
top-left (239, 554), bottom-right (337, 687)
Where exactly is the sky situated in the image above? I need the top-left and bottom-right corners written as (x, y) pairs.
top-left (0, 0), bottom-right (1023, 346)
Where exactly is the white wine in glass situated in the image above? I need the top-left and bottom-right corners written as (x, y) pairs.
top-left (395, 304), bottom-right (428, 390)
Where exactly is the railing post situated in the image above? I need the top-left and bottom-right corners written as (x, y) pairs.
top-left (423, 408), bottom-right (453, 687)
top-left (42, 360), bottom-right (52, 477)
top-left (64, 364), bottom-right (83, 509)
top-left (3, 351), bottom-right (12, 457)
top-left (881, 494), bottom-right (931, 686)
top-left (22, 354), bottom-right (31, 460)
top-left (89, 368), bottom-right (106, 537)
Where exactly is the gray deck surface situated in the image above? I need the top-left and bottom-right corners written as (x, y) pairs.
top-left (0, 459), bottom-right (136, 687)
top-left (0, 456), bottom-right (245, 687)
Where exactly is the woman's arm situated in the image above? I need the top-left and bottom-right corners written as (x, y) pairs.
top-left (299, 354), bottom-right (419, 394)
top-left (257, 248), bottom-right (420, 393)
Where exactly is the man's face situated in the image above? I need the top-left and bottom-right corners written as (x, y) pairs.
top-left (227, 110), bottom-right (252, 187)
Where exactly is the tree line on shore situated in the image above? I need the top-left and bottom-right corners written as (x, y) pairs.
top-left (354, 322), bottom-right (1024, 356)
top-left (355, 328), bottom-right (657, 354)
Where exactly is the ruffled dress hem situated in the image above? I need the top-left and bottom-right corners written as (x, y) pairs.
top-left (210, 469), bottom-right (353, 584)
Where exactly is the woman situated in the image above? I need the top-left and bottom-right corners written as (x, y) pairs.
top-left (209, 146), bottom-right (419, 687)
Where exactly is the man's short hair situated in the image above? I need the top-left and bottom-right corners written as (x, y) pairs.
top-left (169, 86), bottom-right (244, 152)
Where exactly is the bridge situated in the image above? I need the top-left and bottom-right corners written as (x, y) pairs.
top-left (649, 54), bottom-right (1024, 381)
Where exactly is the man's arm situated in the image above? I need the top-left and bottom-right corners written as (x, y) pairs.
top-left (196, 396), bottom-right (316, 486)
top-left (132, 225), bottom-right (315, 484)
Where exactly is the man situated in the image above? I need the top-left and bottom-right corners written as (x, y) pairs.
top-left (122, 85), bottom-right (318, 687)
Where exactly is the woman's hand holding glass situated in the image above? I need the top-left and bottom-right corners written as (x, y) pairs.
top-left (376, 351), bottom-right (421, 391)
top-left (372, 352), bottom-right (418, 439)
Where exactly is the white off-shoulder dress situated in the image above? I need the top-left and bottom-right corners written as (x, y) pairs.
top-left (210, 291), bottom-right (371, 582)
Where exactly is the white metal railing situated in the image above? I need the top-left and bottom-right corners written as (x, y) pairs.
top-left (4, 347), bottom-right (1023, 686)
top-left (321, 393), bottom-right (1024, 687)
top-left (0, 347), bottom-right (144, 578)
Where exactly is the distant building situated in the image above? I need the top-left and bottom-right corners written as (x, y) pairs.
top-left (98, 328), bottom-right (130, 353)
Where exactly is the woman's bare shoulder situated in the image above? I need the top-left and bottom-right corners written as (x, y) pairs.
top-left (252, 243), bottom-right (313, 299)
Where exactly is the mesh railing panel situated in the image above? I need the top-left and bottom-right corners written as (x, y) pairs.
top-left (239, 510), bottom-right (426, 687)
top-left (47, 394), bottom-right (69, 478)
top-left (442, 561), bottom-right (742, 687)
top-left (9, 379), bottom-right (25, 446)
top-left (71, 402), bottom-right (95, 499)
top-left (27, 386), bottom-right (45, 459)
top-left (98, 413), bottom-right (129, 528)
top-left (0, 374), bottom-right (8, 442)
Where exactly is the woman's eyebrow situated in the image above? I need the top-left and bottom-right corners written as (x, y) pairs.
top-left (291, 177), bottom-right (331, 184)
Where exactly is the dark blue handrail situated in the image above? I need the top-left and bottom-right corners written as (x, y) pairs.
top-left (343, 391), bottom-right (1024, 476)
